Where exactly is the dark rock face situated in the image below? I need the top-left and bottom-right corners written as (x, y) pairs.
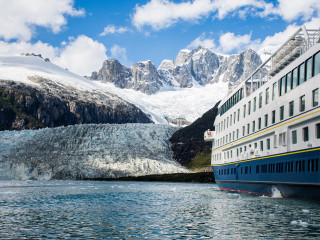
top-left (170, 102), bottom-right (220, 166)
top-left (0, 79), bottom-right (152, 130)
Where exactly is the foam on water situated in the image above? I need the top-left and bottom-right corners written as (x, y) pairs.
top-left (271, 186), bottom-right (283, 198)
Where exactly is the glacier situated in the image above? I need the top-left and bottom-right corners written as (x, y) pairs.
top-left (0, 124), bottom-right (189, 180)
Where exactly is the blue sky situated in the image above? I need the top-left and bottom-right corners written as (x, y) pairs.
top-left (0, 0), bottom-right (319, 75)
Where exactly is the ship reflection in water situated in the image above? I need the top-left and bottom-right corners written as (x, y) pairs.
top-left (0, 181), bottom-right (319, 239)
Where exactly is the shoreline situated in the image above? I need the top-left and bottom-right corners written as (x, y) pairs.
top-left (84, 172), bottom-right (215, 183)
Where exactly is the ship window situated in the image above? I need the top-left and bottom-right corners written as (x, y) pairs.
top-left (244, 146), bottom-right (247, 152)
top-left (274, 135), bottom-right (277, 148)
top-left (243, 126), bottom-right (245, 136)
top-left (243, 104), bottom-right (246, 118)
top-left (285, 72), bottom-right (292, 93)
top-left (247, 123), bottom-right (250, 134)
top-left (312, 88), bottom-right (319, 107)
top-left (265, 88), bottom-right (269, 105)
top-left (237, 109), bottom-right (240, 122)
top-left (272, 110), bottom-right (276, 124)
top-left (234, 112), bottom-right (236, 124)
top-left (316, 123), bottom-right (320, 139)
top-left (237, 129), bottom-right (239, 139)
top-left (230, 114), bottom-right (232, 126)
top-left (280, 76), bottom-right (286, 96)
top-left (245, 166), bottom-right (248, 174)
top-left (300, 95), bottom-right (305, 112)
top-left (289, 101), bottom-right (294, 117)
top-left (306, 57), bottom-right (312, 81)
top-left (248, 101), bottom-right (251, 115)
top-left (237, 148), bottom-right (239, 157)
top-left (227, 117), bottom-right (229, 128)
top-left (303, 127), bottom-right (309, 142)
top-left (253, 97), bottom-right (257, 112)
top-left (256, 165), bottom-right (260, 173)
top-left (254, 142), bottom-right (257, 149)
top-left (272, 82), bottom-right (277, 100)
top-left (298, 62), bottom-right (305, 85)
top-left (229, 133), bottom-right (231, 142)
top-left (258, 117), bottom-right (261, 130)
top-left (240, 147), bottom-right (242, 153)
top-left (314, 51), bottom-right (320, 76)
top-left (260, 141), bottom-right (263, 151)
top-left (226, 135), bottom-right (228, 143)
top-left (267, 138), bottom-right (271, 150)
top-left (227, 151), bottom-right (229, 159)
top-left (259, 92), bottom-right (263, 108)
top-left (252, 120), bottom-right (255, 132)
top-left (223, 136), bottom-right (225, 144)
top-left (292, 130), bottom-right (297, 144)
top-left (265, 114), bottom-right (268, 127)
top-left (280, 106), bottom-right (284, 121)
top-left (292, 68), bottom-right (298, 89)
top-left (233, 131), bottom-right (235, 140)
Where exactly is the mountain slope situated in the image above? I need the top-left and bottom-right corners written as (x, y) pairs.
top-left (0, 56), bottom-right (152, 130)
top-left (170, 101), bottom-right (220, 167)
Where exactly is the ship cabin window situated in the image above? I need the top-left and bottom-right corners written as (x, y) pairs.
top-left (267, 138), bottom-right (271, 150)
top-left (230, 150), bottom-right (233, 158)
top-left (265, 114), bottom-right (268, 127)
top-left (252, 120), bottom-right (255, 132)
top-left (274, 135), bottom-right (277, 148)
top-left (314, 51), bottom-right (320, 76)
top-left (233, 131), bottom-right (235, 140)
top-left (285, 71), bottom-right (292, 93)
top-left (237, 129), bottom-right (239, 139)
top-left (243, 104), bottom-right (246, 118)
top-left (316, 123), bottom-right (320, 139)
top-left (289, 101), bottom-right (294, 117)
top-left (259, 92), bottom-right (263, 109)
top-left (272, 110), bottom-right (276, 124)
top-left (265, 88), bottom-right (269, 105)
top-left (234, 112), bottom-right (236, 124)
top-left (240, 147), bottom-right (243, 153)
top-left (280, 106), bottom-right (284, 121)
top-left (300, 95), bottom-right (306, 112)
top-left (279, 132), bottom-right (286, 146)
top-left (242, 126), bottom-right (245, 136)
top-left (253, 97), bottom-right (257, 112)
top-left (305, 57), bottom-right (313, 81)
top-left (227, 117), bottom-right (229, 128)
top-left (312, 88), bottom-right (319, 107)
top-left (223, 136), bottom-right (225, 144)
top-left (258, 117), bottom-right (262, 130)
top-left (248, 101), bottom-right (251, 115)
top-left (256, 165), bottom-right (260, 173)
top-left (224, 119), bottom-right (226, 130)
top-left (254, 142), bottom-right (257, 149)
top-left (272, 82), bottom-right (277, 101)
top-left (260, 141), bottom-right (264, 151)
top-left (237, 109), bottom-right (240, 122)
top-left (229, 133), bottom-right (231, 142)
top-left (280, 76), bottom-right (286, 96)
top-left (227, 151), bottom-right (229, 159)
top-left (237, 148), bottom-right (239, 157)
top-left (303, 127), bottom-right (309, 142)
top-left (298, 62), bottom-right (305, 85)
top-left (244, 146), bottom-right (247, 152)
top-left (292, 67), bottom-right (298, 89)
top-left (292, 130), bottom-right (297, 144)
top-left (247, 123), bottom-right (250, 134)
top-left (230, 114), bottom-right (232, 126)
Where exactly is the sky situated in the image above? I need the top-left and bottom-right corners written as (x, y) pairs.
top-left (0, 0), bottom-right (319, 76)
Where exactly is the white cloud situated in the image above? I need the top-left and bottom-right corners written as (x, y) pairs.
top-left (0, 0), bottom-right (84, 41)
top-left (219, 32), bottom-right (252, 53)
top-left (132, 0), bottom-right (267, 30)
top-left (0, 35), bottom-right (107, 76)
top-left (110, 45), bottom-right (131, 67)
top-left (99, 25), bottom-right (130, 36)
top-left (260, 0), bottom-right (320, 22)
top-left (55, 35), bottom-right (107, 76)
top-left (187, 33), bottom-right (216, 50)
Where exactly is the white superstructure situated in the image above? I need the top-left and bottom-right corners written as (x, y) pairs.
top-left (206, 26), bottom-right (320, 167)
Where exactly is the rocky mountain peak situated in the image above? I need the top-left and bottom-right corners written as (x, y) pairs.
top-left (91, 47), bottom-right (262, 94)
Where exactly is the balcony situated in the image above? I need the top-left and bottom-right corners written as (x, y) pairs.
top-left (204, 129), bottom-right (215, 141)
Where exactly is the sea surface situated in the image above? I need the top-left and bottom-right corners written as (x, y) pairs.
top-left (0, 181), bottom-right (320, 239)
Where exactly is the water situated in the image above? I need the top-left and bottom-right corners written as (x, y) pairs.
top-left (0, 181), bottom-right (320, 239)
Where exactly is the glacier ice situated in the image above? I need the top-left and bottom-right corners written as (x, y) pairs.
top-left (0, 124), bottom-right (189, 180)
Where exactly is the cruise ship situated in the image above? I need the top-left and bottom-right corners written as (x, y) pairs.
top-left (204, 26), bottom-right (320, 200)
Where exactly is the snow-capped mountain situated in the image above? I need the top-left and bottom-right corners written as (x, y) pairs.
top-left (91, 46), bottom-right (262, 95)
top-left (0, 124), bottom-right (188, 180)
top-left (0, 55), bottom-right (151, 130)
